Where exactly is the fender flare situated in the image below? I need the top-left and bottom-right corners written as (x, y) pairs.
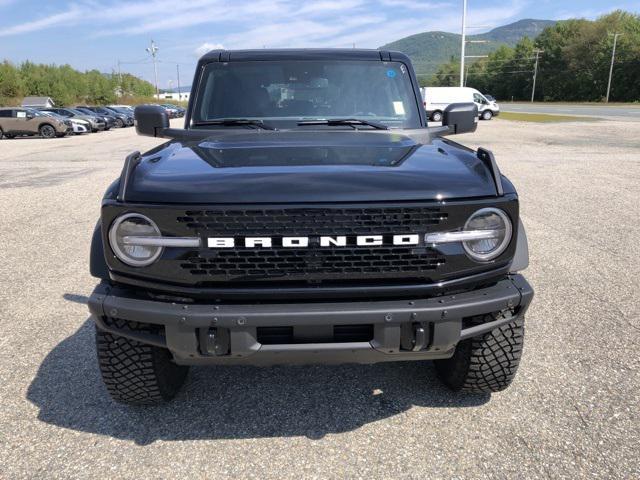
top-left (510, 219), bottom-right (530, 272)
top-left (90, 220), bottom-right (110, 280)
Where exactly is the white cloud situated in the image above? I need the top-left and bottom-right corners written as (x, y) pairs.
top-left (195, 42), bottom-right (225, 56)
top-left (378, 0), bottom-right (453, 10)
top-left (0, 7), bottom-right (82, 36)
top-left (0, 0), bottom-right (530, 51)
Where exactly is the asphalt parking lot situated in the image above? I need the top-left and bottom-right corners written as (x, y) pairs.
top-left (0, 118), bottom-right (638, 479)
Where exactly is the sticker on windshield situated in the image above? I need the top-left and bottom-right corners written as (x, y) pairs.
top-left (386, 69), bottom-right (397, 78)
top-left (393, 101), bottom-right (405, 115)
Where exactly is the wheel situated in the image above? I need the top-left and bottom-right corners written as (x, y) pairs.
top-left (481, 110), bottom-right (493, 121)
top-left (0, 128), bottom-right (3, 140)
top-left (96, 320), bottom-right (189, 405)
top-left (431, 111), bottom-right (443, 122)
top-left (39, 124), bottom-right (56, 138)
top-left (115, 118), bottom-right (125, 128)
top-left (435, 314), bottom-right (524, 393)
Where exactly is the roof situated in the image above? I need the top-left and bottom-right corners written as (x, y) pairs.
top-left (22, 96), bottom-right (55, 105)
top-left (23, 97), bottom-right (53, 102)
top-left (198, 48), bottom-right (409, 63)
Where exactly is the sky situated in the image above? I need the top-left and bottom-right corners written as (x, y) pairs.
top-left (0, 0), bottom-right (636, 90)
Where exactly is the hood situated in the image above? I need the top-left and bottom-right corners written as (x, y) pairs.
top-left (123, 130), bottom-right (498, 204)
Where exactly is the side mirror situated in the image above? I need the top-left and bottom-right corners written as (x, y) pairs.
top-left (442, 102), bottom-right (478, 135)
top-left (26, 113), bottom-right (35, 120)
top-left (134, 104), bottom-right (169, 137)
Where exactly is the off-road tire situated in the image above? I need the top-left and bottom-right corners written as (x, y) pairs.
top-left (435, 314), bottom-right (524, 393)
top-left (481, 110), bottom-right (493, 120)
top-left (431, 111), bottom-right (443, 122)
top-left (96, 321), bottom-right (189, 405)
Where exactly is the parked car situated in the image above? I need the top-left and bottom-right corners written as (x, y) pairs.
top-left (78, 106), bottom-right (130, 128)
top-left (40, 110), bottom-right (91, 134)
top-left (108, 105), bottom-right (135, 115)
top-left (75, 107), bottom-right (116, 130)
top-left (103, 106), bottom-right (134, 126)
top-left (421, 87), bottom-right (500, 121)
top-left (39, 107), bottom-right (106, 132)
top-left (157, 104), bottom-right (179, 118)
top-left (0, 107), bottom-right (72, 139)
top-left (161, 103), bottom-right (185, 117)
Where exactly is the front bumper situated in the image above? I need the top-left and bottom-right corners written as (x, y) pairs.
top-left (89, 274), bottom-right (533, 366)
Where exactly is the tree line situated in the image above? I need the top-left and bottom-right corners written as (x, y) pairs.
top-left (0, 60), bottom-right (155, 106)
top-left (428, 10), bottom-right (640, 102)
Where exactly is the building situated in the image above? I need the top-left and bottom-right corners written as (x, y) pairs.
top-left (22, 96), bottom-right (55, 108)
top-left (154, 90), bottom-right (190, 102)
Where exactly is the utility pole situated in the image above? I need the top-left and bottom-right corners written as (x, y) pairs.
top-left (606, 33), bottom-right (622, 103)
top-left (146, 40), bottom-right (160, 99)
top-left (176, 64), bottom-right (182, 101)
top-left (117, 59), bottom-right (122, 97)
top-left (459, 0), bottom-right (467, 87)
top-left (531, 49), bottom-right (543, 102)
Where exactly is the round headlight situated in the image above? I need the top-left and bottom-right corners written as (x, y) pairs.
top-left (463, 208), bottom-right (512, 262)
top-left (108, 213), bottom-right (162, 267)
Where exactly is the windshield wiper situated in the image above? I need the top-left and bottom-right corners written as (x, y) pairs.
top-left (193, 119), bottom-right (276, 130)
top-left (297, 118), bottom-right (389, 130)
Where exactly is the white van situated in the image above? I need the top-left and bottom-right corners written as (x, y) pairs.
top-left (421, 87), bottom-right (500, 122)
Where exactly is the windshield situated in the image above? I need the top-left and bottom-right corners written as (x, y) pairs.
top-left (192, 60), bottom-right (421, 129)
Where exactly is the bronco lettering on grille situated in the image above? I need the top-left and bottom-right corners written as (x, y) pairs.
top-left (207, 235), bottom-right (420, 248)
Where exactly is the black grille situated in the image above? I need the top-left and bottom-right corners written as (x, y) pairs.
top-left (177, 206), bottom-right (446, 236)
top-left (180, 247), bottom-right (444, 282)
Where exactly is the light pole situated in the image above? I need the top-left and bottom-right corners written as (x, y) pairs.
top-left (606, 33), bottom-right (622, 103)
top-left (459, 0), bottom-right (467, 87)
top-left (146, 40), bottom-right (159, 99)
top-left (176, 64), bottom-right (182, 101)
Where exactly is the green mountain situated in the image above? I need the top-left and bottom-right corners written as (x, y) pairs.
top-left (380, 19), bottom-right (556, 77)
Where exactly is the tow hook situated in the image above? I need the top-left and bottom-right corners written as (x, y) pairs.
top-left (199, 327), bottom-right (230, 356)
top-left (400, 322), bottom-right (430, 351)
top-left (411, 324), bottom-right (428, 351)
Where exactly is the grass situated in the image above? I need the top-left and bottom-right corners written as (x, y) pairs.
top-left (498, 111), bottom-right (599, 123)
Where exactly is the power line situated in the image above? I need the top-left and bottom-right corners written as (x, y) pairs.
top-left (417, 69), bottom-right (535, 77)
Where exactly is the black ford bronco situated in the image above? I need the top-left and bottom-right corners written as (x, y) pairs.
top-left (88, 49), bottom-right (533, 405)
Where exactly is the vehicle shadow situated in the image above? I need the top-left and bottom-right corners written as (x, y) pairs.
top-left (27, 317), bottom-right (489, 445)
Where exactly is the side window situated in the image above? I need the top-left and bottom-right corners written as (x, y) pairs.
top-left (0, 110), bottom-right (11, 118)
top-left (14, 109), bottom-right (27, 119)
top-left (473, 93), bottom-right (488, 104)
